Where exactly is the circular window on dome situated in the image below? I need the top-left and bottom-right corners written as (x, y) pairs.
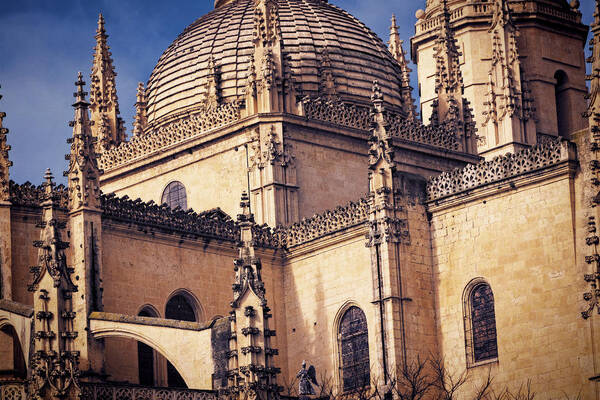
top-left (161, 181), bottom-right (187, 210)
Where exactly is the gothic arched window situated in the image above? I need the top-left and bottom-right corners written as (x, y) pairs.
top-left (338, 306), bottom-right (370, 391)
top-left (161, 181), bottom-right (187, 210)
top-left (463, 280), bottom-right (498, 366)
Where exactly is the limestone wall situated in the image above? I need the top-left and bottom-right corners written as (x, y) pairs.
top-left (100, 133), bottom-right (249, 219)
top-left (99, 222), bottom-right (287, 387)
top-left (429, 171), bottom-right (590, 397)
top-left (282, 228), bottom-right (377, 390)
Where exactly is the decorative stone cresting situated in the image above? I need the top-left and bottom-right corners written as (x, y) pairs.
top-left (384, 111), bottom-right (459, 150)
top-left (101, 193), bottom-right (239, 241)
top-left (426, 138), bottom-right (570, 201)
top-left (276, 197), bottom-right (370, 248)
top-left (302, 97), bottom-right (371, 131)
top-left (99, 101), bottom-right (241, 170)
top-left (9, 180), bottom-right (69, 209)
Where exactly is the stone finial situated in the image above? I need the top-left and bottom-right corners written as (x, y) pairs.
top-left (90, 13), bottom-right (126, 152)
top-left (0, 86), bottom-right (12, 202)
top-left (133, 82), bottom-right (148, 136)
top-left (42, 168), bottom-right (54, 199)
top-left (388, 15), bottom-right (417, 120)
top-left (65, 72), bottom-right (102, 212)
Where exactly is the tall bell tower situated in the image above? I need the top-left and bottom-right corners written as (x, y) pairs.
top-left (411, 0), bottom-right (588, 158)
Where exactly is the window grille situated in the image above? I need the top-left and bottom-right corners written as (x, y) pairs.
top-left (464, 281), bottom-right (498, 366)
top-left (339, 306), bottom-right (370, 391)
top-left (161, 181), bottom-right (187, 210)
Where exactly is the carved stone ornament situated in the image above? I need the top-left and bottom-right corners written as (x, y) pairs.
top-left (99, 101), bottom-right (241, 171)
top-left (64, 72), bottom-right (103, 211)
top-left (427, 138), bottom-right (570, 201)
top-left (0, 87), bottom-right (12, 202)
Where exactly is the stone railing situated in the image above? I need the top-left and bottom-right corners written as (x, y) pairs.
top-left (426, 138), bottom-right (571, 201)
top-left (99, 102), bottom-right (241, 171)
top-left (0, 381), bottom-right (25, 400)
top-left (276, 197), bottom-right (370, 248)
top-left (415, 1), bottom-right (579, 35)
top-left (9, 180), bottom-right (68, 209)
top-left (80, 382), bottom-right (217, 400)
top-left (302, 97), bottom-right (371, 131)
top-left (384, 112), bottom-right (460, 151)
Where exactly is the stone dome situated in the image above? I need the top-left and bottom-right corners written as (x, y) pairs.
top-left (146, 0), bottom-right (405, 125)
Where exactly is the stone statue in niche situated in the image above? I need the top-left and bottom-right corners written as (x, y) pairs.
top-left (297, 360), bottom-right (317, 397)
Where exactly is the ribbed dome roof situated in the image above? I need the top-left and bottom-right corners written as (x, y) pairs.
top-left (146, 0), bottom-right (405, 125)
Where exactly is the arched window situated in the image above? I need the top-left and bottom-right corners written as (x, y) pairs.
top-left (165, 292), bottom-right (199, 387)
top-left (137, 307), bottom-right (159, 386)
top-left (338, 306), bottom-right (370, 391)
top-left (554, 70), bottom-right (569, 137)
top-left (463, 279), bottom-right (498, 366)
top-left (161, 181), bottom-right (187, 210)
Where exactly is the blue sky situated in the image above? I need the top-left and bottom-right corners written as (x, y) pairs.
top-left (0, 0), bottom-right (595, 185)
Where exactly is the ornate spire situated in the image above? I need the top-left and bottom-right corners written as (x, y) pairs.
top-left (89, 13), bottom-right (125, 152)
top-left (203, 55), bottom-right (221, 108)
top-left (388, 15), bottom-right (417, 120)
top-left (65, 72), bottom-right (102, 212)
top-left (226, 192), bottom-right (280, 400)
top-left (368, 81), bottom-right (395, 172)
top-left (28, 168), bottom-right (80, 399)
top-left (317, 47), bottom-right (337, 99)
top-left (0, 87), bottom-right (12, 202)
top-left (245, 0), bottom-right (289, 114)
top-left (232, 192), bottom-right (264, 306)
top-left (132, 82), bottom-right (148, 136)
top-left (481, 0), bottom-right (536, 154)
top-left (430, 0), bottom-right (477, 154)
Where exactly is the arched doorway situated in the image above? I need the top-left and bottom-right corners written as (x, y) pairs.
top-left (164, 292), bottom-right (200, 388)
top-left (0, 324), bottom-right (26, 379)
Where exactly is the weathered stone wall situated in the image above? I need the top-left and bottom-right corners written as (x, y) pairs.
top-left (9, 208), bottom-right (52, 306)
top-left (282, 228), bottom-right (377, 389)
top-left (100, 133), bottom-right (249, 219)
top-left (99, 222), bottom-right (286, 387)
top-left (429, 168), bottom-right (590, 397)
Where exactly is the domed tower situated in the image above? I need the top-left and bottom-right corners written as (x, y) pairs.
top-left (411, 0), bottom-right (588, 158)
top-left (98, 0), bottom-right (478, 225)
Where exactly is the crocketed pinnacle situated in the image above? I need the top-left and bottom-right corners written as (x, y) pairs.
top-left (132, 82), bottom-right (148, 136)
top-left (0, 86), bottom-right (12, 202)
top-left (434, 0), bottom-right (463, 96)
top-left (65, 72), bottom-right (102, 212)
top-left (388, 15), bottom-right (416, 120)
top-left (90, 13), bottom-right (125, 151)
